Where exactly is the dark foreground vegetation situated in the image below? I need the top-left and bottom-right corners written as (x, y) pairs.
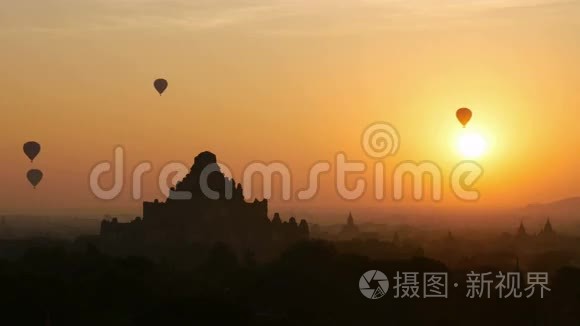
top-left (0, 240), bottom-right (579, 325)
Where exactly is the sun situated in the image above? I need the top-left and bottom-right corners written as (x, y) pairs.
top-left (457, 132), bottom-right (487, 158)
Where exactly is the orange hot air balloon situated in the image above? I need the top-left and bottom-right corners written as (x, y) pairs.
top-left (456, 107), bottom-right (472, 128)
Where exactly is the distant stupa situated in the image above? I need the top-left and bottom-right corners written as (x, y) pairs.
top-left (393, 231), bottom-right (400, 245)
top-left (339, 212), bottom-right (360, 239)
top-left (539, 218), bottom-right (555, 237)
top-left (446, 231), bottom-right (455, 241)
top-left (517, 221), bottom-right (528, 238)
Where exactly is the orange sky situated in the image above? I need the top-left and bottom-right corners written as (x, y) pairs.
top-left (1, 0), bottom-right (579, 216)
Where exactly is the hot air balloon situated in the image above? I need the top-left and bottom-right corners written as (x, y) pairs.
top-left (27, 169), bottom-right (43, 189)
top-left (154, 78), bottom-right (168, 95)
top-left (23, 141), bottom-right (41, 162)
top-left (456, 108), bottom-right (472, 128)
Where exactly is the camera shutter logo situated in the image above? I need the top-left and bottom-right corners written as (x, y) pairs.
top-left (359, 270), bottom-right (389, 299)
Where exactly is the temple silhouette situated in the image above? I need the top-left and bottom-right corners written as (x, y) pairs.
top-left (516, 218), bottom-right (555, 239)
top-left (98, 151), bottom-right (309, 259)
top-left (339, 212), bottom-right (360, 239)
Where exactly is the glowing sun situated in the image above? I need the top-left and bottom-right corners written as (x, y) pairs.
top-left (457, 132), bottom-right (487, 158)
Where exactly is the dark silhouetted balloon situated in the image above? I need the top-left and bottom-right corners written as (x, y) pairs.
top-left (154, 78), bottom-right (168, 95)
top-left (23, 141), bottom-right (41, 162)
top-left (456, 108), bottom-right (472, 128)
top-left (27, 169), bottom-right (43, 189)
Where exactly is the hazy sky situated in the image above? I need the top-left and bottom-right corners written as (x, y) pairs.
top-left (1, 0), bottom-right (579, 215)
